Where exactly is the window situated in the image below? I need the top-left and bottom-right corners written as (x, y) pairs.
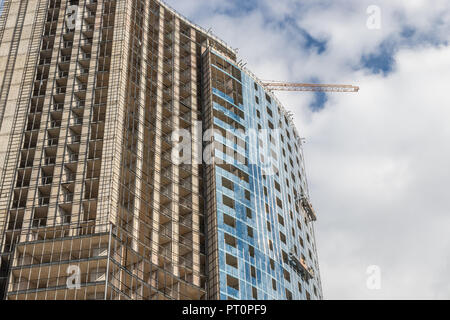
top-left (251, 266), bottom-right (256, 278)
top-left (255, 96), bottom-right (259, 104)
top-left (249, 245), bottom-right (255, 257)
top-left (227, 275), bottom-right (239, 291)
top-left (275, 181), bottom-right (281, 192)
top-left (270, 259), bottom-right (275, 270)
top-left (226, 254), bottom-right (238, 268)
top-left (284, 269), bottom-right (291, 282)
top-left (224, 233), bottom-right (237, 247)
top-left (252, 287), bottom-right (258, 299)
top-left (277, 214), bottom-right (285, 226)
top-left (276, 197), bottom-right (283, 209)
top-left (282, 251), bottom-right (288, 263)
top-left (285, 289), bottom-right (292, 300)
top-left (222, 177), bottom-right (233, 190)
top-left (247, 226), bottom-right (254, 238)
top-left (246, 207), bottom-right (252, 219)
top-left (266, 221), bottom-right (271, 232)
top-left (223, 195), bottom-right (235, 209)
top-left (272, 279), bottom-right (277, 291)
top-left (223, 214), bottom-right (236, 228)
top-left (280, 232), bottom-right (286, 244)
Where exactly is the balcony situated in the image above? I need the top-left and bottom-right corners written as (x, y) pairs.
top-left (19, 159), bottom-right (33, 168)
top-left (69, 135), bottom-right (82, 144)
top-left (63, 193), bottom-right (74, 203)
top-left (50, 120), bottom-right (61, 128)
top-left (39, 58), bottom-right (51, 66)
top-left (71, 117), bottom-right (83, 126)
top-left (55, 86), bottom-right (67, 95)
top-left (79, 67), bottom-right (89, 75)
top-left (179, 214), bottom-right (192, 229)
top-left (38, 196), bottom-right (50, 206)
top-left (67, 153), bottom-right (79, 162)
top-left (16, 178), bottom-right (31, 188)
top-left (47, 138), bottom-right (58, 147)
top-left (12, 199), bottom-right (26, 209)
top-left (179, 196), bottom-right (192, 209)
top-left (41, 176), bottom-right (53, 185)
top-left (53, 103), bottom-right (64, 111)
top-left (63, 41), bottom-right (73, 49)
top-left (44, 157), bottom-right (56, 166)
top-left (61, 55), bottom-right (71, 63)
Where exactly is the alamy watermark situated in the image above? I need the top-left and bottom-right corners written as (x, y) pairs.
top-left (366, 5), bottom-right (382, 30)
top-left (66, 265), bottom-right (81, 290)
top-left (366, 265), bottom-right (382, 290)
top-left (169, 122), bottom-right (281, 176)
top-left (65, 5), bottom-right (82, 31)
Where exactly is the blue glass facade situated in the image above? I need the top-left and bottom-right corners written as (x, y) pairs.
top-left (206, 49), bottom-right (322, 300)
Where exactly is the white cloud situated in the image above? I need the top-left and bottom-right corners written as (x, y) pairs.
top-left (164, 0), bottom-right (450, 299)
top-left (301, 45), bottom-right (450, 299)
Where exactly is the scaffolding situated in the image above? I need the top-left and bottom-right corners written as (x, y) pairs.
top-left (0, 0), bottom-right (228, 300)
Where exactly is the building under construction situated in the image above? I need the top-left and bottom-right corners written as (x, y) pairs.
top-left (0, 0), bottom-right (322, 300)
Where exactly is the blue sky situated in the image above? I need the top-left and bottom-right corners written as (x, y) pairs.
top-left (165, 0), bottom-right (450, 299)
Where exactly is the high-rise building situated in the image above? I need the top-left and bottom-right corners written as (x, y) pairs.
top-left (0, 0), bottom-right (322, 300)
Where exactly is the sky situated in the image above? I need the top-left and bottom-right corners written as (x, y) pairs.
top-left (163, 0), bottom-right (450, 299)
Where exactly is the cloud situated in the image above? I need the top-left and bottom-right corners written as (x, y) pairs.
top-left (163, 0), bottom-right (450, 299)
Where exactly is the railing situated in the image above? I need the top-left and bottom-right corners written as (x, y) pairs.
top-left (55, 86), bottom-right (66, 94)
top-left (63, 41), bottom-right (73, 48)
top-left (50, 120), bottom-right (61, 128)
top-left (63, 193), bottom-right (74, 202)
top-left (47, 138), bottom-right (58, 146)
top-left (69, 135), bottom-right (82, 144)
top-left (38, 196), bottom-right (50, 206)
top-left (44, 157), bottom-right (56, 165)
top-left (68, 153), bottom-right (79, 162)
top-left (53, 103), bottom-right (64, 111)
top-left (41, 176), bottom-right (53, 185)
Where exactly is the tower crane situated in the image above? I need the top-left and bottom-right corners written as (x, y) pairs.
top-left (262, 81), bottom-right (359, 93)
top-left (264, 80), bottom-right (359, 225)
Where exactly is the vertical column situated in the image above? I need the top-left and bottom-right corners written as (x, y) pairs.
top-left (132, 0), bottom-right (148, 252)
top-left (189, 27), bottom-right (202, 289)
top-left (171, 15), bottom-right (180, 279)
top-left (0, 0), bottom-right (24, 245)
top-left (96, 0), bottom-right (128, 230)
top-left (14, 0), bottom-right (54, 242)
top-left (201, 48), bottom-right (221, 299)
top-left (150, 3), bottom-right (163, 268)
top-left (69, 0), bottom-right (100, 230)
